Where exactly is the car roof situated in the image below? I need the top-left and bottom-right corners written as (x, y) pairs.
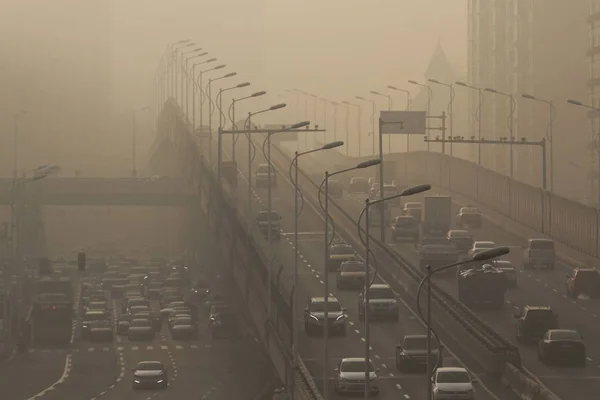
top-left (136, 361), bottom-right (163, 368)
top-left (548, 329), bottom-right (577, 334)
top-left (85, 310), bottom-right (106, 314)
top-left (474, 241), bottom-right (495, 246)
top-left (493, 260), bottom-right (514, 266)
top-left (576, 268), bottom-right (598, 273)
top-left (341, 357), bottom-right (368, 363)
top-left (529, 238), bottom-right (553, 243)
top-left (525, 305), bottom-right (553, 311)
top-left (448, 230), bottom-right (470, 236)
top-left (403, 334), bottom-right (426, 340)
top-left (341, 260), bottom-right (364, 265)
top-left (311, 297), bottom-right (339, 303)
top-left (436, 367), bottom-right (468, 373)
top-left (369, 283), bottom-right (391, 290)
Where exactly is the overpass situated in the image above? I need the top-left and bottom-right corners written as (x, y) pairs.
top-left (2, 177), bottom-right (195, 206)
top-left (160, 96), bottom-right (596, 400)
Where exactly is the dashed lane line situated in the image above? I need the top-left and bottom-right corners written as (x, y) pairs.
top-left (27, 354), bottom-right (72, 400)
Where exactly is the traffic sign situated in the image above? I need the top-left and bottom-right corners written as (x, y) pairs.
top-left (380, 111), bottom-right (426, 134)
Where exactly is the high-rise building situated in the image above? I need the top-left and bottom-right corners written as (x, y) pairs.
top-left (468, 0), bottom-right (590, 197)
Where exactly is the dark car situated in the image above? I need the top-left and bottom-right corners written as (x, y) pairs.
top-left (391, 216), bottom-right (419, 241)
top-left (128, 318), bottom-right (154, 341)
top-left (396, 334), bottom-right (442, 372)
top-left (566, 268), bottom-right (600, 298)
top-left (515, 306), bottom-right (559, 343)
top-left (327, 244), bottom-right (357, 272)
top-left (538, 329), bottom-right (586, 367)
top-left (210, 310), bottom-right (241, 338)
top-left (303, 297), bottom-right (347, 336)
top-left (132, 361), bottom-right (168, 389)
top-left (89, 320), bottom-right (114, 342)
top-left (170, 317), bottom-right (198, 340)
top-left (456, 206), bottom-right (482, 229)
top-left (358, 284), bottom-right (399, 322)
top-left (446, 230), bottom-right (474, 253)
top-left (81, 310), bottom-right (109, 339)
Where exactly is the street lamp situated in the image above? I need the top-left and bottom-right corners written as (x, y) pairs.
top-left (132, 106), bottom-right (151, 177)
top-left (567, 99), bottom-right (600, 205)
top-left (184, 51), bottom-right (208, 116)
top-left (181, 47), bottom-right (204, 106)
top-left (522, 94), bottom-right (556, 192)
top-left (196, 64), bottom-right (225, 133)
top-left (371, 90), bottom-right (394, 154)
top-left (339, 102), bottom-right (351, 156)
top-left (172, 41), bottom-right (195, 99)
top-left (429, 79), bottom-right (455, 155)
top-left (319, 97), bottom-right (329, 132)
top-left (206, 72), bottom-right (237, 164)
top-left (229, 91), bottom-right (267, 167)
top-left (417, 247), bottom-right (510, 400)
top-left (485, 88), bottom-right (516, 178)
top-left (357, 184), bottom-right (431, 399)
top-left (342, 101), bottom-right (361, 156)
top-left (165, 40), bottom-right (191, 96)
top-left (408, 80), bottom-right (433, 151)
top-left (217, 82), bottom-right (251, 184)
top-left (455, 81), bottom-right (483, 165)
top-left (288, 140), bottom-right (344, 380)
top-left (318, 158), bottom-right (381, 399)
top-left (189, 57), bottom-right (215, 124)
top-left (261, 121), bottom-right (310, 326)
top-left (330, 101), bottom-right (339, 142)
top-left (388, 86), bottom-right (413, 152)
top-left (12, 110), bottom-right (28, 179)
top-left (355, 96), bottom-right (376, 155)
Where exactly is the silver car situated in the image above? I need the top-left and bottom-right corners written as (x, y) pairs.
top-left (334, 358), bottom-right (379, 395)
top-left (467, 241), bottom-right (496, 258)
top-left (432, 367), bottom-right (476, 400)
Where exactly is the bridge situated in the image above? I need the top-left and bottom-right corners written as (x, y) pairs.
top-left (1, 177), bottom-right (195, 206)
top-left (155, 93), bottom-right (598, 400)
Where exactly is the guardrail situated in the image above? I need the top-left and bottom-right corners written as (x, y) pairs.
top-left (266, 139), bottom-right (521, 369)
top-left (161, 99), bottom-right (322, 400)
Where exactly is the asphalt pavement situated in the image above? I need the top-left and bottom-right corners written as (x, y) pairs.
top-left (224, 136), bottom-right (519, 400)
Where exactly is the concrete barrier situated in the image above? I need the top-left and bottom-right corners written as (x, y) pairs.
top-left (501, 363), bottom-right (561, 400)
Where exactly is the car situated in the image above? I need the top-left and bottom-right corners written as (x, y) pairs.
top-left (348, 177), bottom-right (369, 194)
top-left (168, 312), bottom-right (193, 329)
top-left (456, 206), bottom-right (482, 229)
top-left (304, 297), bottom-right (347, 336)
top-left (85, 301), bottom-right (108, 314)
top-left (255, 210), bottom-right (282, 240)
top-left (117, 317), bottom-right (131, 335)
top-left (88, 320), bottom-right (114, 342)
top-left (336, 260), bottom-right (367, 290)
top-left (81, 310), bottom-right (109, 339)
top-left (128, 318), bottom-right (154, 341)
top-left (327, 243), bottom-right (357, 272)
top-left (334, 358), bottom-right (379, 396)
top-left (209, 309), bottom-right (241, 338)
top-left (396, 334), bottom-right (442, 372)
top-left (390, 216), bottom-right (419, 241)
top-left (358, 283), bottom-right (399, 322)
top-left (128, 305), bottom-right (151, 316)
top-left (144, 282), bottom-right (162, 299)
top-left (170, 316), bottom-right (198, 340)
top-left (431, 367), bottom-right (476, 400)
top-left (514, 306), bottom-right (559, 343)
top-left (446, 230), bottom-right (474, 253)
top-left (467, 241), bottom-right (497, 258)
top-left (132, 361), bottom-right (168, 389)
top-left (402, 202), bottom-right (423, 221)
top-left (538, 329), bottom-right (586, 367)
top-left (523, 238), bottom-right (555, 270)
top-left (566, 268), bottom-right (600, 298)
top-left (204, 293), bottom-right (227, 312)
top-left (493, 260), bottom-right (517, 287)
top-left (132, 311), bottom-right (162, 331)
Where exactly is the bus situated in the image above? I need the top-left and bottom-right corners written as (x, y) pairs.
top-left (31, 278), bottom-right (74, 345)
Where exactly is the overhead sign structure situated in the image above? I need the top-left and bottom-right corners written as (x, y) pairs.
top-left (380, 111), bottom-right (426, 134)
top-left (262, 124), bottom-right (298, 143)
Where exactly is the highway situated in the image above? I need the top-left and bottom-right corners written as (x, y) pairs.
top-left (286, 146), bottom-right (600, 400)
top-left (224, 135), bottom-right (519, 400)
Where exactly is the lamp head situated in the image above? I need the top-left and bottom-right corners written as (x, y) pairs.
top-left (400, 184), bottom-right (431, 196)
top-left (370, 90), bottom-right (380, 95)
top-left (471, 246), bottom-right (510, 261)
top-left (251, 91), bottom-right (266, 97)
top-left (408, 80), bottom-right (418, 84)
top-left (455, 81), bottom-right (467, 87)
top-left (322, 141), bottom-right (344, 150)
top-left (522, 94), bottom-right (536, 100)
top-left (270, 103), bottom-right (286, 110)
top-left (567, 99), bottom-right (583, 106)
top-left (484, 88), bottom-right (497, 93)
top-left (388, 85), bottom-right (398, 90)
top-left (224, 72), bottom-right (237, 78)
top-left (355, 96), bottom-right (365, 100)
top-left (237, 82), bottom-right (250, 88)
top-left (214, 64), bottom-right (226, 70)
top-left (291, 121), bottom-right (310, 129)
top-left (356, 159), bottom-right (381, 169)
top-left (192, 47), bottom-right (203, 52)
top-left (428, 79), bottom-right (440, 84)
top-left (206, 58), bottom-right (217, 63)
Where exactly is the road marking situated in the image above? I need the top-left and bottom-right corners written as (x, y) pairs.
top-left (146, 345), bottom-right (154, 350)
top-left (374, 354), bottom-right (381, 359)
top-left (103, 347), bottom-right (109, 352)
top-left (26, 354), bottom-right (72, 400)
top-left (404, 395), bottom-right (411, 399)
top-left (587, 357), bottom-right (594, 361)
top-left (88, 347), bottom-right (94, 352)
top-left (396, 383), bottom-right (402, 390)
top-left (552, 289), bottom-right (558, 293)
top-left (191, 344), bottom-right (198, 349)
top-left (388, 372), bottom-right (394, 377)
top-left (319, 280), bottom-right (324, 284)
top-left (176, 345), bottom-right (183, 350)
top-left (361, 338), bottom-right (366, 342)
top-left (381, 363), bottom-right (387, 369)
top-left (132, 346), bottom-right (139, 350)
top-left (161, 345), bottom-right (168, 350)
top-left (354, 329), bottom-right (360, 334)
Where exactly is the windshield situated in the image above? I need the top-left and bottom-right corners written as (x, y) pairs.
top-left (550, 330), bottom-right (580, 341)
top-left (136, 362), bottom-right (163, 371)
top-left (130, 306), bottom-right (149, 313)
top-left (405, 203), bottom-right (421, 209)
top-left (311, 301), bottom-right (342, 312)
top-left (404, 336), bottom-right (438, 349)
top-left (340, 360), bottom-right (374, 372)
top-left (92, 320), bottom-right (111, 328)
top-left (351, 178), bottom-right (366, 184)
top-left (449, 231), bottom-right (470, 238)
top-left (526, 310), bottom-right (555, 323)
top-left (257, 165), bottom-right (274, 174)
top-left (436, 371), bottom-right (471, 383)
top-left (148, 282), bottom-right (161, 289)
top-left (257, 212), bottom-right (279, 222)
top-left (341, 263), bottom-right (365, 272)
top-left (130, 319), bottom-right (151, 327)
top-left (531, 240), bottom-right (554, 250)
top-left (85, 312), bottom-right (107, 321)
top-left (369, 287), bottom-right (394, 299)
top-left (394, 218), bottom-right (416, 227)
top-left (330, 246), bottom-right (354, 255)
top-left (475, 242), bottom-right (495, 249)
top-left (88, 302), bottom-right (106, 309)
top-left (173, 317), bottom-right (192, 325)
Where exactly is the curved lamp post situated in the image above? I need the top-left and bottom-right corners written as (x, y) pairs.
top-left (455, 81), bottom-right (483, 165)
top-left (485, 87), bottom-right (515, 178)
top-left (408, 80), bottom-right (433, 151)
top-left (229, 91), bottom-right (267, 166)
top-left (388, 86), bottom-right (413, 152)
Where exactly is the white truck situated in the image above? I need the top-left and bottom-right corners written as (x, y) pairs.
top-left (422, 196), bottom-right (452, 236)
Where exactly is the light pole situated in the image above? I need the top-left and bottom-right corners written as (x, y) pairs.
top-left (173, 42), bottom-right (195, 100)
top-left (339, 102), bottom-right (351, 156)
top-left (319, 97), bottom-right (329, 132)
top-left (567, 99), bottom-right (600, 205)
top-left (262, 121), bottom-right (310, 326)
top-left (132, 106), bottom-right (151, 177)
top-left (355, 96), bottom-right (376, 155)
top-left (184, 51), bottom-right (208, 117)
top-left (12, 111), bottom-right (28, 179)
top-left (357, 184), bottom-right (431, 399)
top-left (330, 101), bottom-right (339, 142)
top-left (455, 81), bottom-right (483, 165)
top-left (229, 91), bottom-right (267, 169)
top-left (485, 88), bottom-right (515, 178)
top-left (190, 57), bottom-right (216, 128)
top-left (409, 80), bottom-right (433, 151)
top-left (180, 47), bottom-right (204, 106)
top-left (416, 246), bottom-right (510, 400)
top-left (288, 141), bottom-right (344, 388)
top-left (523, 94), bottom-right (556, 192)
top-left (343, 101), bottom-right (362, 156)
top-left (371, 91), bottom-right (393, 153)
top-left (196, 64), bottom-right (226, 134)
top-left (207, 72), bottom-right (237, 165)
top-left (318, 159), bottom-right (381, 399)
top-left (165, 40), bottom-right (191, 96)
top-left (388, 86), bottom-right (412, 152)
top-left (217, 82), bottom-right (251, 184)
top-left (429, 79), bottom-right (455, 156)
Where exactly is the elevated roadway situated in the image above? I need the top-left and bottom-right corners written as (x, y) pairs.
top-left (220, 134), bottom-right (519, 400)
top-left (273, 144), bottom-right (600, 400)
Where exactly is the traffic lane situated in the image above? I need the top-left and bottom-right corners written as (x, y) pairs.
top-left (40, 349), bottom-right (117, 400)
top-left (0, 350), bottom-right (66, 400)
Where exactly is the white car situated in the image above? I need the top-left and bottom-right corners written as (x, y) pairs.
top-left (493, 260), bottom-right (517, 287)
top-left (468, 241), bottom-right (497, 258)
top-left (334, 358), bottom-right (379, 396)
top-left (432, 367), bottom-right (476, 400)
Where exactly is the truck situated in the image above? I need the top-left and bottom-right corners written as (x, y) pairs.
top-left (457, 266), bottom-right (507, 310)
top-left (523, 239), bottom-right (555, 270)
top-left (422, 196), bottom-right (452, 236)
top-left (418, 244), bottom-right (458, 272)
top-left (30, 276), bottom-right (74, 345)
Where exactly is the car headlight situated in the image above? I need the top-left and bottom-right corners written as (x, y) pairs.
top-left (336, 314), bottom-right (346, 321)
top-left (157, 379), bottom-right (164, 383)
top-left (134, 379), bottom-right (141, 384)
top-left (309, 315), bottom-right (319, 321)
